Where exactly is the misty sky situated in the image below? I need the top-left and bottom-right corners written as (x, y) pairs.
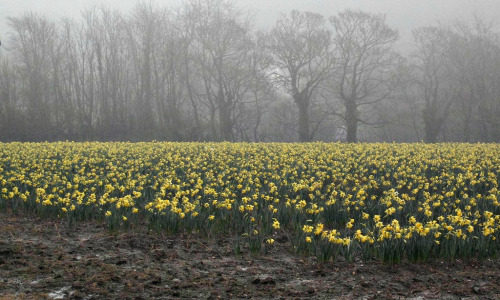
top-left (1, 0), bottom-right (500, 51)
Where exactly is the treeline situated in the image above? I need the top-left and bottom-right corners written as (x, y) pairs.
top-left (0, 0), bottom-right (499, 142)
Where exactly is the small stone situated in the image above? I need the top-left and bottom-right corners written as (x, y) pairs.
top-left (252, 275), bottom-right (275, 285)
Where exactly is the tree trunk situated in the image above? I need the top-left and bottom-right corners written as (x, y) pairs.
top-left (345, 99), bottom-right (358, 143)
top-left (218, 86), bottom-right (233, 141)
top-left (423, 108), bottom-right (440, 143)
top-left (294, 91), bottom-right (310, 142)
top-left (424, 122), bottom-right (439, 143)
top-left (462, 114), bottom-right (471, 143)
top-left (184, 59), bottom-right (202, 140)
top-left (219, 103), bottom-right (232, 141)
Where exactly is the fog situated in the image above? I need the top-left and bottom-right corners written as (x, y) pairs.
top-left (0, 0), bottom-right (499, 142)
top-left (2, 0), bottom-right (499, 49)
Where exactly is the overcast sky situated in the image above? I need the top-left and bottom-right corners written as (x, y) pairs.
top-left (1, 0), bottom-right (500, 51)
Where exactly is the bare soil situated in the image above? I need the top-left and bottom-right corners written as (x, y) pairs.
top-left (1, 213), bottom-right (499, 299)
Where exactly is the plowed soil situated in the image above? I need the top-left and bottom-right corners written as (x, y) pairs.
top-left (1, 213), bottom-right (499, 299)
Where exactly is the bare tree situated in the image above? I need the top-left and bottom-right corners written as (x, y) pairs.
top-left (448, 18), bottom-right (500, 142)
top-left (411, 26), bottom-right (456, 143)
top-left (329, 10), bottom-right (401, 142)
top-left (126, 2), bottom-right (164, 137)
top-left (265, 10), bottom-right (335, 142)
top-left (182, 0), bottom-right (265, 141)
top-left (234, 49), bottom-right (275, 142)
top-left (0, 55), bottom-right (23, 140)
top-left (127, 2), bottom-right (189, 140)
top-left (8, 13), bottom-right (59, 141)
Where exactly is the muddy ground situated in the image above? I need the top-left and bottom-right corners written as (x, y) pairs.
top-left (1, 214), bottom-right (499, 299)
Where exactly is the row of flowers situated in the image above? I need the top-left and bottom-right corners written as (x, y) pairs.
top-left (0, 142), bottom-right (499, 262)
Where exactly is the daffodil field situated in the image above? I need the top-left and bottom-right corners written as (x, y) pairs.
top-left (1, 142), bottom-right (499, 263)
